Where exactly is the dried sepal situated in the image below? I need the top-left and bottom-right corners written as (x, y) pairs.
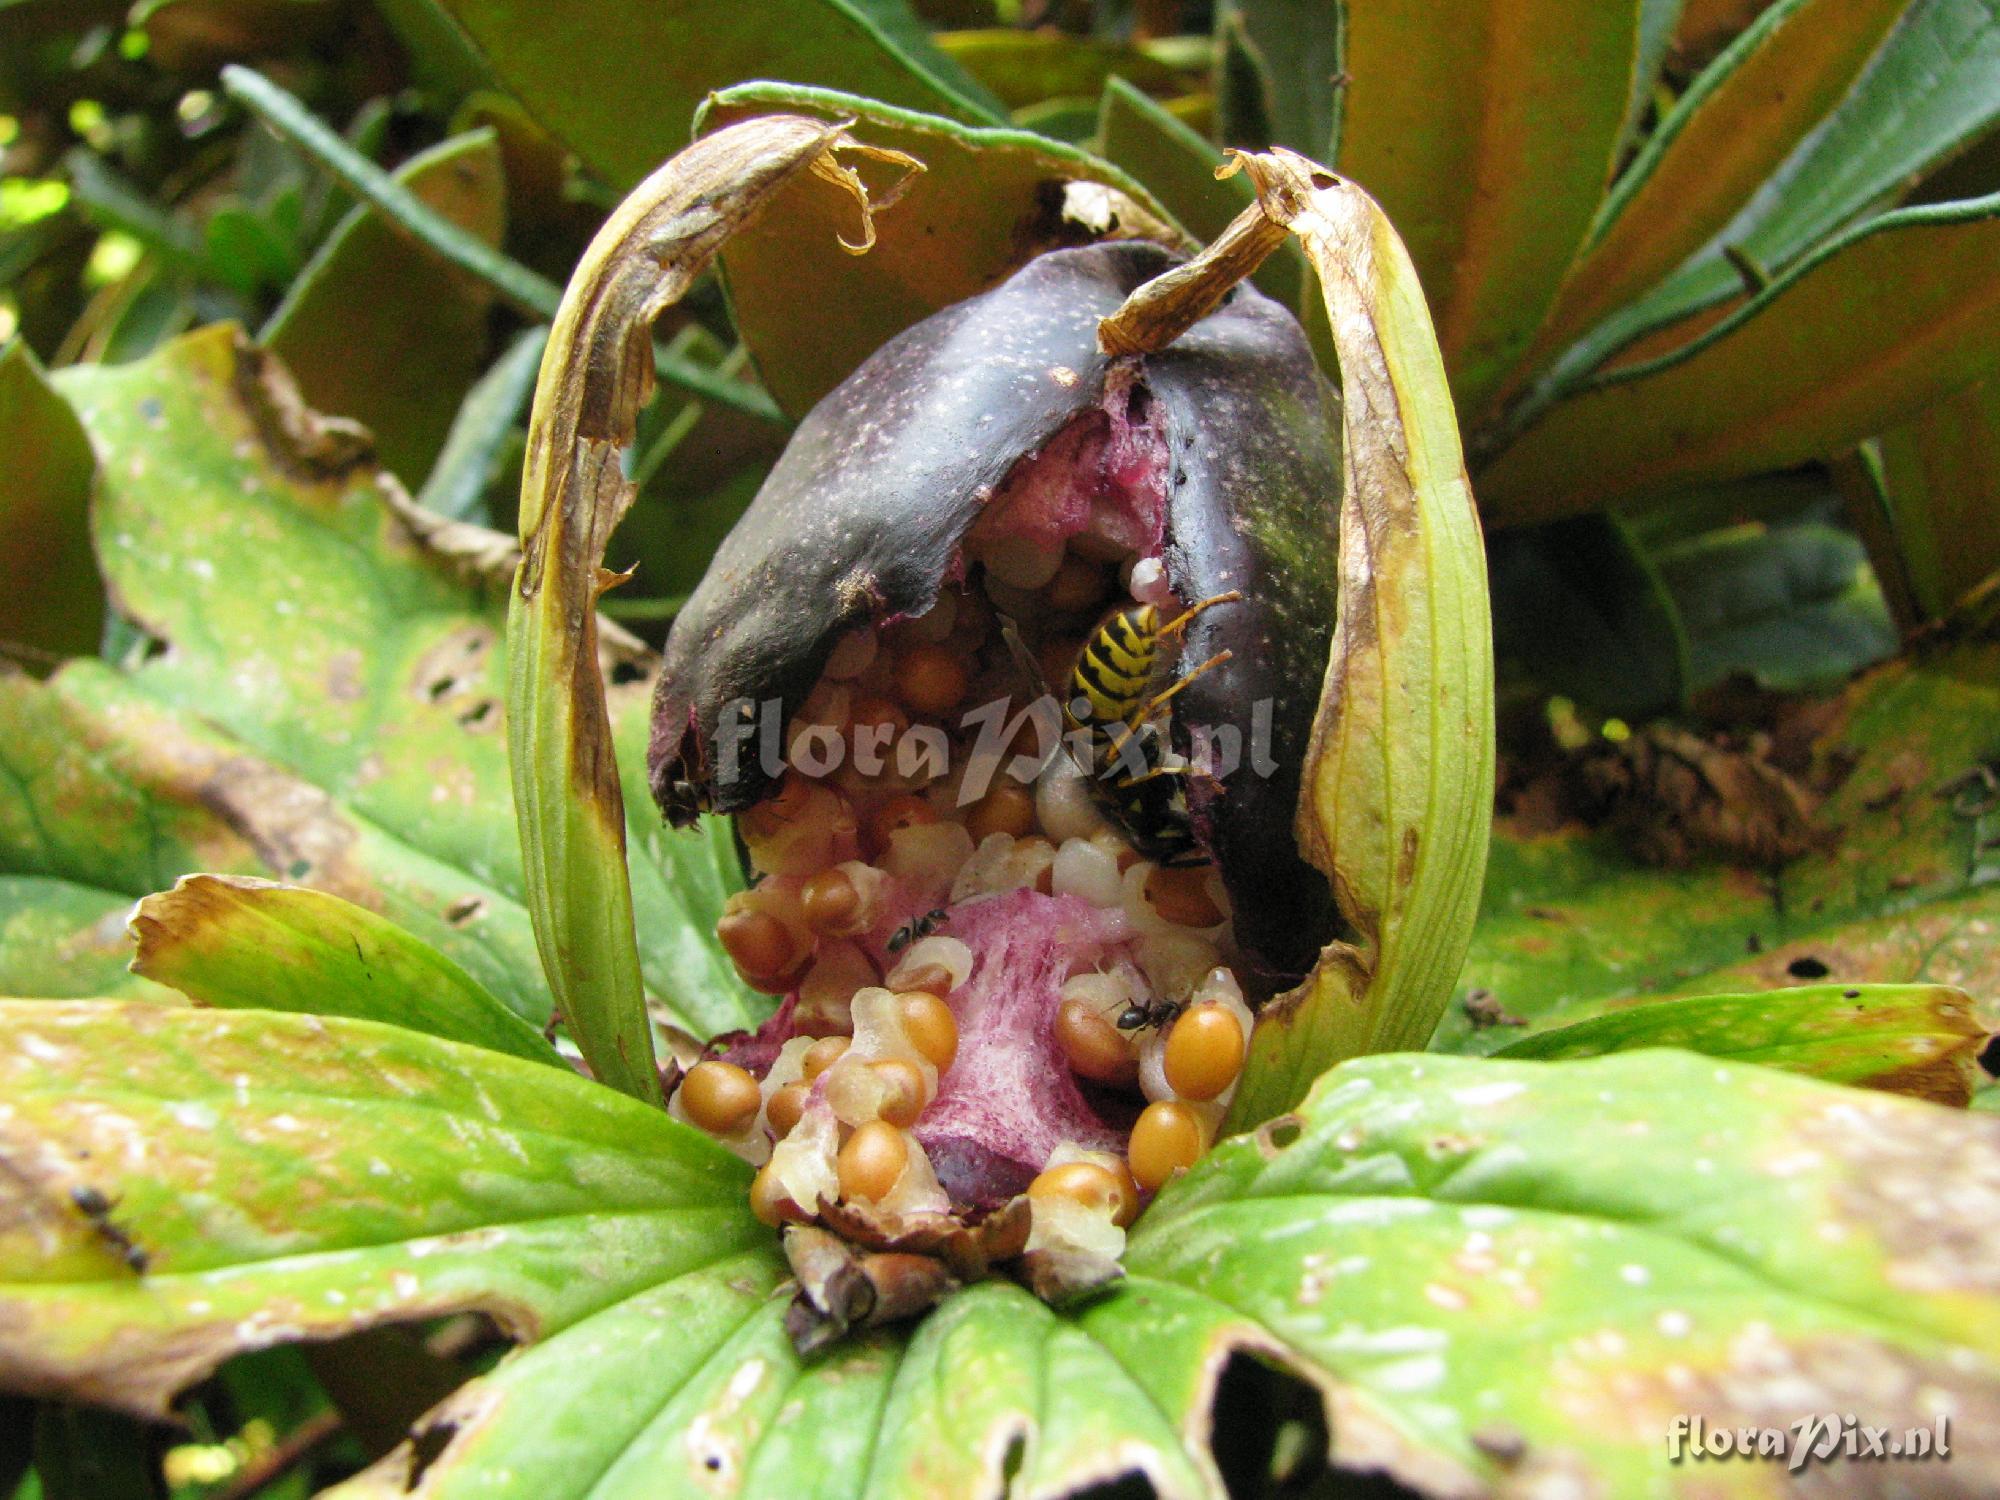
top-left (507, 115), bottom-right (923, 1103)
top-left (1095, 150), bottom-right (1495, 1129)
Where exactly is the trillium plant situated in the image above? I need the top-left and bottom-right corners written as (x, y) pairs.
top-left (3, 2), bottom-right (2000, 1498)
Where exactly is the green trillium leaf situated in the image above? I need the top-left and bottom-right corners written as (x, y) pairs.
top-left (128, 874), bottom-right (563, 1067)
top-left (0, 339), bottom-right (101, 665)
top-left (12, 1002), bottom-right (2000, 1497)
top-left (0, 1002), bottom-right (759, 1420)
top-left (0, 659), bottom-right (552, 1021)
top-left (0, 877), bottom-right (173, 1003)
top-left (32, 322), bottom-right (752, 1036)
top-left (1490, 981), bottom-right (1994, 1105)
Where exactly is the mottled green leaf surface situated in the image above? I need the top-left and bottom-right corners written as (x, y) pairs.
top-left (706, 84), bottom-right (1185, 417)
top-left (0, 341), bottom-right (101, 665)
top-left (20, 1024), bottom-right (1978, 1499)
top-left (0, 660), bottom-right (549, 1022)
top-left (264, 130), bottom-right (505, 489)
top-left (1492, 982), bottom-right (1993, 1104)
top-left (1437, 640), bottom-right (2000, 1055)
top-left (46, 325), bottom-right (756, 1036)
top-left (421, 0), bottom-right (1002, 193)
top-left (1126, 1050), bottom-right (2000, 1496)
top-left (0, 877), bottom-right (173, 1002)
top-left (128, 874), bottom-right (561, 1065)
top-left (0, 1003), bottom-right (759, 1418)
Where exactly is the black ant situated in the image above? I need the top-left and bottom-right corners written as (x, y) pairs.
top-left (886, 908), bottom-right (948, 954)
top-left (1117, 997), bottom-right (1185, 1033)
top-left (70, 1184), bottom-right (149, 1274)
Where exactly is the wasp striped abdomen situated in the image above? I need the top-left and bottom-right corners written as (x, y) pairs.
top-left (1063, 594), bottom-right (1240, 866)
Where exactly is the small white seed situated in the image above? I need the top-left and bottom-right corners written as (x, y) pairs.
top-left (887, 934), bottom-right (973, 994)
top-left (1052, 837), bottom-right (1122, 908)
top-left (1036, 760), bottom-right (1109, 842)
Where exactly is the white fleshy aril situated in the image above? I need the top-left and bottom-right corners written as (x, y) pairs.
top-left (1059, 970), bottom-right (1132, 1021)
top-left (1052, 836), bottom-right (1122, 908)
top-left (1120, 861), bottom-right (1165, 934)
top-left (666, 1067), bottom-right (773, 1167)
top-left (887, 934), bottom-right (974, 994)
top-left (795, 939), bottom-right (876, 1035)
top-left (1137, 930), bottom-right (1221, 1003)
top-left (1137, 1027), bottom-right (1172, 1104)
top-left (767, 1101), bottom-right (839, 1211)
top-left (1191, 965), bottom-right (1254, 1035)
top-left (1128, 555), bottom-right (1176, 608)
top-left (882, 821), bottom-right (975, 904)
top-left (822, 987), bottom-right (941, 1129)
top-left (1036, 758), bottom-right (1109, 843)
top-left (823, 626), bottom-right (878, 680)
top-left (753, 1039), bottom-right (818, 1142)
top-left (1138, 969), bottom-right (1254, 1113)
top-left (1121, 859), bottom-right (1231, 937)
top-left (1025, 1142), bottom-right (1128, 1260)
top-left (876, 1132), bottom-right (950, 1216)
top-left (952, 832), bottom-right (1019, 901)
top-left (950, 832), bottom-right (1057, 901)
top-left (827, 860), bottom-right (891, 936)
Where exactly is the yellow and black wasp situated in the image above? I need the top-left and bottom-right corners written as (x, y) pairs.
top-left (1025, 591), bottom-right (1241, 866)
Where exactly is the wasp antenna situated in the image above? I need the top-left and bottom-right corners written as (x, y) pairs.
top-left (1155, 590), bottom-right (1243, 639)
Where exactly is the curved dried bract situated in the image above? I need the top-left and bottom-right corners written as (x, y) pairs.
top-left (507, 115), bottom-right (921, 1102)
top-left (1211, 152), bottom-right (1494, 1126)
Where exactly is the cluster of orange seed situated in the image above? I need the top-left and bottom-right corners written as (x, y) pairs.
top-left (672, 537), bottom-right (1255, 1247)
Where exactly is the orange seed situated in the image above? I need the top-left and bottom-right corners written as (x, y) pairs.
top-left (837, 1120), bottom-right (909, 1201)
top-left (1128, 1100), bottom-right (1205, 1190)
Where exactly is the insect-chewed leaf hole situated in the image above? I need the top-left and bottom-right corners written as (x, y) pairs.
top-left (1207, 1353), bottom-right (1334, 1498)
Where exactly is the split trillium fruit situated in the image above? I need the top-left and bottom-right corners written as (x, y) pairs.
top-left (648, 241), bottom-right (1343, 1299)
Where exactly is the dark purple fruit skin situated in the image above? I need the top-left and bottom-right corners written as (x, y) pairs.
top-left (649, 242), bottom-right (1342, 985)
